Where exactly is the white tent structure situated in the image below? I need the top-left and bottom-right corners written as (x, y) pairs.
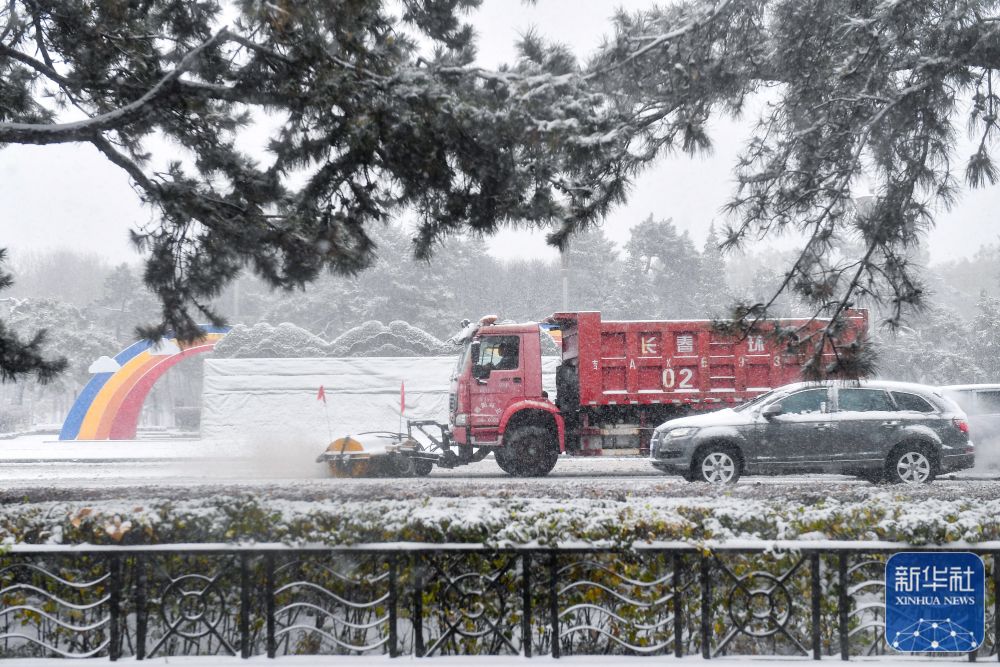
top-left (201, 357), bottom-right (559, 449)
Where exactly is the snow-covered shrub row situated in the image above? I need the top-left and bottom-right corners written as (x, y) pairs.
top-left (213, 322), bottom-right (329, 358)
top-left (4, 491), bottom-right (1000, 547)
top-left (213, 320), bottom-right (452, 358)
top-left (330, 320), bottom-right (451, 356)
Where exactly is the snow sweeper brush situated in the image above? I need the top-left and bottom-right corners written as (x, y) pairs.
top-left (316, 433), bottom-right (435, 477)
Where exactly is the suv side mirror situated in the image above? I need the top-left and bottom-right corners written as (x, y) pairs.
top-left (762, 403), bottom-right (784, 419)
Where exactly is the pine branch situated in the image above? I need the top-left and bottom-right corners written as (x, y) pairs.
top-left (0, 27), bottom-right (230, 144)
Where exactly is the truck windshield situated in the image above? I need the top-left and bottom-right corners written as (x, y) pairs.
top-left (452, 342), bottom-right (470, 380)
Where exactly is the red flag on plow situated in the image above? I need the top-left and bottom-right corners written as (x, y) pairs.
top-left (317, 385), bottom-right (326, 403)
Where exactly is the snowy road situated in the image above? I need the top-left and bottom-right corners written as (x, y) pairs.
top-left (1, 434), bottom-right (998, 503)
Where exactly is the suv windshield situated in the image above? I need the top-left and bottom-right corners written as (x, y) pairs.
top-left (734, 389), bottom-right (780, 412)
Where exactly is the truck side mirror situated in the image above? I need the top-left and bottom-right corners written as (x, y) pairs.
top-left (762, 403), bottom-right (784, 420)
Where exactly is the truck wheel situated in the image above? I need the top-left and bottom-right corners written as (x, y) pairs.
top-left (505, 426), bottom-right (559, 477)
top-left (413, 459), bottom-right (434, 476)
top-left (494, 449), bottom-right (518, 475)
top-left (691, 445), bottom-right (741, 484)
top-left (885, 444), bottom-right (936, 484)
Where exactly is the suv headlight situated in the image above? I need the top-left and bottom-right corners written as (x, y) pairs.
top-left (666, 427), bottom-right (698, 438)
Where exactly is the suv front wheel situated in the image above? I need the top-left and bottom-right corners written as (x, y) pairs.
top-left (885, 444), bottom-right (936, 484)
top-left (691, 445), bottom-right (742, 484)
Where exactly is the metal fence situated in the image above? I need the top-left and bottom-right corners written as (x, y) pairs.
top-left (1, 541), bottom-right (998, 660)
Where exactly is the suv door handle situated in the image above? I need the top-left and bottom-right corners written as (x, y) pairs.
top-left (880, 421), bottom-right (900, 427)
top-left (512, 377), bottom-right (522, 384)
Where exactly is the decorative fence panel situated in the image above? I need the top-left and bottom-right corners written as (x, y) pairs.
top-left (0, 542), bottom-right (997, 660)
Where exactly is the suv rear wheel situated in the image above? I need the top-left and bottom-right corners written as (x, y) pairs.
top-left (886, 444), bottom-right (936, 484)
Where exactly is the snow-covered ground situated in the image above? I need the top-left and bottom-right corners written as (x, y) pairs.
top-left (0, 433), bottom-right (997, 503)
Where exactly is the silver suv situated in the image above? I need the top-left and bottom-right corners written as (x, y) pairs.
top-left (650, 380), bottom-right (974, 484)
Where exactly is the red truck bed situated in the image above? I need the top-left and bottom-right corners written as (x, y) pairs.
top-left (548, 311), bottom-right (868, 408)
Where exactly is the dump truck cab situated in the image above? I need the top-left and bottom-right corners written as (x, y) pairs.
top-left (449, 316), bottom-right (564, 475)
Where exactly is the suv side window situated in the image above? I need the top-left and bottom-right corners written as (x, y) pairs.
top-left (890, 391), bottom-right (935, 413)
top-left (837, 388), bottom-right (894, 412)
top-left (774, 388), bottom-right (828, 414)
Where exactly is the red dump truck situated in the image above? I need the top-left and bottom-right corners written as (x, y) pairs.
top-left (407, 310), bottom-right (868, 476)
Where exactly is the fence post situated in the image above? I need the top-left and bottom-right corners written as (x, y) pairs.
top-left (265, 553), bottom-right (275, 659)
top-left (239, 553), bottom-right (250, 659)
top-left (549, 551), bottom-right (559, 659)
top-left (700, 552), bottom-right (713, 659)
top-left (134, 555), bottom-right (146, 661)
top-left (838, 552), bottom-right (849, 661)
top-left (413, 553), bottom-right (424, 658)
top-left (522, 552), bottom-right (532, 657)
top-left (389, 554), bottom-right (399, 658)
top-left (810, 552), bottom-right (821, 660)
top-left (108, 554), bottom-right (121, 661)
top-left (673, 552), bottom-right (684, 658)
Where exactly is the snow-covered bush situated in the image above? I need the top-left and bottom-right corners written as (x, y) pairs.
top-left (5, 490), bottom-right (1000, 547)
top-left (4, 492), bottom-right (999, 658)
top-left (215, 320), bottom-right (450, 358)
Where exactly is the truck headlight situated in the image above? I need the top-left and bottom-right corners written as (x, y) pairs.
top-left (667, 427), bottom-right (698, 438)
top-left (454, 413), bottom-right (469, 426)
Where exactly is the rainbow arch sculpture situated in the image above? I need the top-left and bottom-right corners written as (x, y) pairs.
top-left (59, 325), bottom-right (229, 440)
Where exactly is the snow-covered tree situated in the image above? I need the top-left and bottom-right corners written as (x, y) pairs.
top-left (0, 251), bottom-right (66, 382)
top-left (969, 292), bottom-right (1000, 380)
top-left (561, 226), bottom-right (623, 313)
top-left (874, 305), bottom-right (983, 384)
top-left (620, 216), bottom-right (707, 318)
top-left (5, 0), bottom-right (1000, 381)
top-left (0, 0), bottom-right (625, 355)
top-left (587, 0), bottom-right (1000, 375)
top-left (93, 264), bottom-right (161, 344)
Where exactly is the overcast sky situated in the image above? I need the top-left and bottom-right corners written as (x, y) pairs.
top-left (2, 0), bottom-right (997, 268)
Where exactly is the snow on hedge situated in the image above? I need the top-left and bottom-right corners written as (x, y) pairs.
top-left (4, 488), bottom-right (1000, 547)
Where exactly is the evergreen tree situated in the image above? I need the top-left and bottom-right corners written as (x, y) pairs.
top-left (561, 226), bottom-right (622, 313)
top-left (93, 264), bottom-right (160, 344)
top-left (588, 0), bottom-right (1000, 375)
top-left (874, 305), bottom-right (983, 384)
top-left (0, 0), bottom-right (626, 364)
top-left (694, 223), bottom-right (729, 315)
top-left (621, 216), bottom-right (705, 318)
top-left (0, 251), bottom-right (66, 382)
top-left (5, 1), bottom-right (1000, 380)
top-left (970, 292), bottom-right (1000, 380)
